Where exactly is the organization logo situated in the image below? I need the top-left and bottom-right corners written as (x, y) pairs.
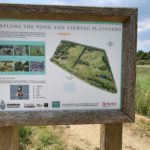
top-left (52, 101), bottom-right (60, 108)
top-left (0, 100), bottom-right (6, 110)
top-left (102, 102), bottom-right (117, 108)
top-left (24, 104), bottom-right (35, 108)
top-left (37, 104), bottom-right (43, 107)
top-left (44, 103), bottom-right (48, 107)
top-left (7, 104), bottom-right (20, 108)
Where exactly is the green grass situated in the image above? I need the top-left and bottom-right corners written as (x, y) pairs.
top-left (19, 127), bottom-right (32, 144)
top-left (19, 127), bottom-right (32, 150)
top-left (19, 126), bottom-right (68, 150)
top-left (136, 65), bottom-right (150, 117)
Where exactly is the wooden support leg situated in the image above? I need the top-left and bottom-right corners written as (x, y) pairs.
top-left (100, 124), bottom-right (123, 150)
top-left (0, 126), bottom-right (19, 150)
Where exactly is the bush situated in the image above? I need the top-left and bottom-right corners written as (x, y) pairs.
top-left (19, 127), bottom-right (32, 144)
top-left (39, 129), bottom-right (58, 146)
top-left (33, 127), bottom-right (67, 150)
top-left (136, 59), bottom-right (150, 65)
top-left (19, 127), bottom-right (32, 150)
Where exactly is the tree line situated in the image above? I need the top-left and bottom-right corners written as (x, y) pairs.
top-left (136, 50), bottom-right (150, 65)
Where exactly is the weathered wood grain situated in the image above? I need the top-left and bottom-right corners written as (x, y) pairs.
top-left (0, 4), bottom-right (136, 22)
top-left (0, 4), bottom-right (138, 125)
top-left (0, 110), bottom-right (131, 126)
top-left (0, 126), bottom-right (19, 150)
top-left (100, 124), bottom-right (123, 150)
top-left (122, 9), bottom-right (138, 121)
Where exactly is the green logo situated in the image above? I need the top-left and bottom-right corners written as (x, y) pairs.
top-left (52, 101), bottom-right (60, 108)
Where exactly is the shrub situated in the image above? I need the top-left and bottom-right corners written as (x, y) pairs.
top-left (19, 127), bottom-right (32, 144)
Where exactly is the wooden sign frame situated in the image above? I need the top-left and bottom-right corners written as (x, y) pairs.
top-left (0, 4), bottom-right (137, 126)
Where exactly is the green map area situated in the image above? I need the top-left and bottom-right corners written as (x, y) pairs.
top-left (51, 40), bottom-right (117, 93)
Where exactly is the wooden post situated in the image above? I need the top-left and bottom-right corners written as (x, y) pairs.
top-left (0, 126), bottom-right (19, 150)
top-left (100, 124), bottom-right (123, 150)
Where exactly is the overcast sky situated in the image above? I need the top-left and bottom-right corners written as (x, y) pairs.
top-left (0, 0), bottom-right (150, 52)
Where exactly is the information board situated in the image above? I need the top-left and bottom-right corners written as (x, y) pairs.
top-left (0, 20), bottom-right (122, 111)
top-left (0, 4), bottom-right (137, 125)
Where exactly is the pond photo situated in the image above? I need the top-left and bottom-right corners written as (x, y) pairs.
top-left (14, 61), bottom-right (29, 72)
top-left (30, 45), bottom-right (44, 56)
top-left (0, 45), bottom-right (13, 56)
top-left (14, 45), bottom-right (29, 56)
top-left (0, 61), bottom-right (14, 72)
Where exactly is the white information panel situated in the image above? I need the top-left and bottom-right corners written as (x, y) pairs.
top-left (0, 20), bottom-right (122, 111)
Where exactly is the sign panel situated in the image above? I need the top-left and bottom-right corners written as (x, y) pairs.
top-left (0, 5), bottom-right (138, 125)
top-left (0, 20), bottom-right (122, 111)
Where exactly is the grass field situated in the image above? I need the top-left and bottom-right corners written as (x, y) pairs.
top-left (136, 65), bottom-right (150, 117)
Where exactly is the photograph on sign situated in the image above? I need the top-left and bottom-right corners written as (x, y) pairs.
top-left (0, 20), bottom-right (122, 111)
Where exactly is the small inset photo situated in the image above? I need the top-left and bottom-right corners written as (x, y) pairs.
top-left (14, 61), bottom-right (29, 72)
top-left (0, 45), bottom-right (13, 56)
top-left (30, 61), bottom-right (45, 72)
top-left (14, 45), bottom-right (29, 56)
top-left (30, 45), bottom-right (44, 56)
top-left (10, 85), bottom-right (29, 100)
top-left (0, 61), bottom-right (13, 72)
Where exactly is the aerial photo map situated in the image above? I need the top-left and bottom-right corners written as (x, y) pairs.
top-left (51, 40), bottom-right (117, 93)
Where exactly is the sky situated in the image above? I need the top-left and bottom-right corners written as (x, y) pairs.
top-left (0, 0), bottom-right (150, 52)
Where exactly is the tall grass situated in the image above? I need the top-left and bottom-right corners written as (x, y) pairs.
top-left (136, 65), bottom-right (150, 117)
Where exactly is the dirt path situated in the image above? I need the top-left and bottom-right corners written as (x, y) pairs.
top-left (123, 115), bottom-right (150, 150)
top-left (63, 124), bottom-right (100, 150)
top-left (62, 115), bottom-right (150, 150)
